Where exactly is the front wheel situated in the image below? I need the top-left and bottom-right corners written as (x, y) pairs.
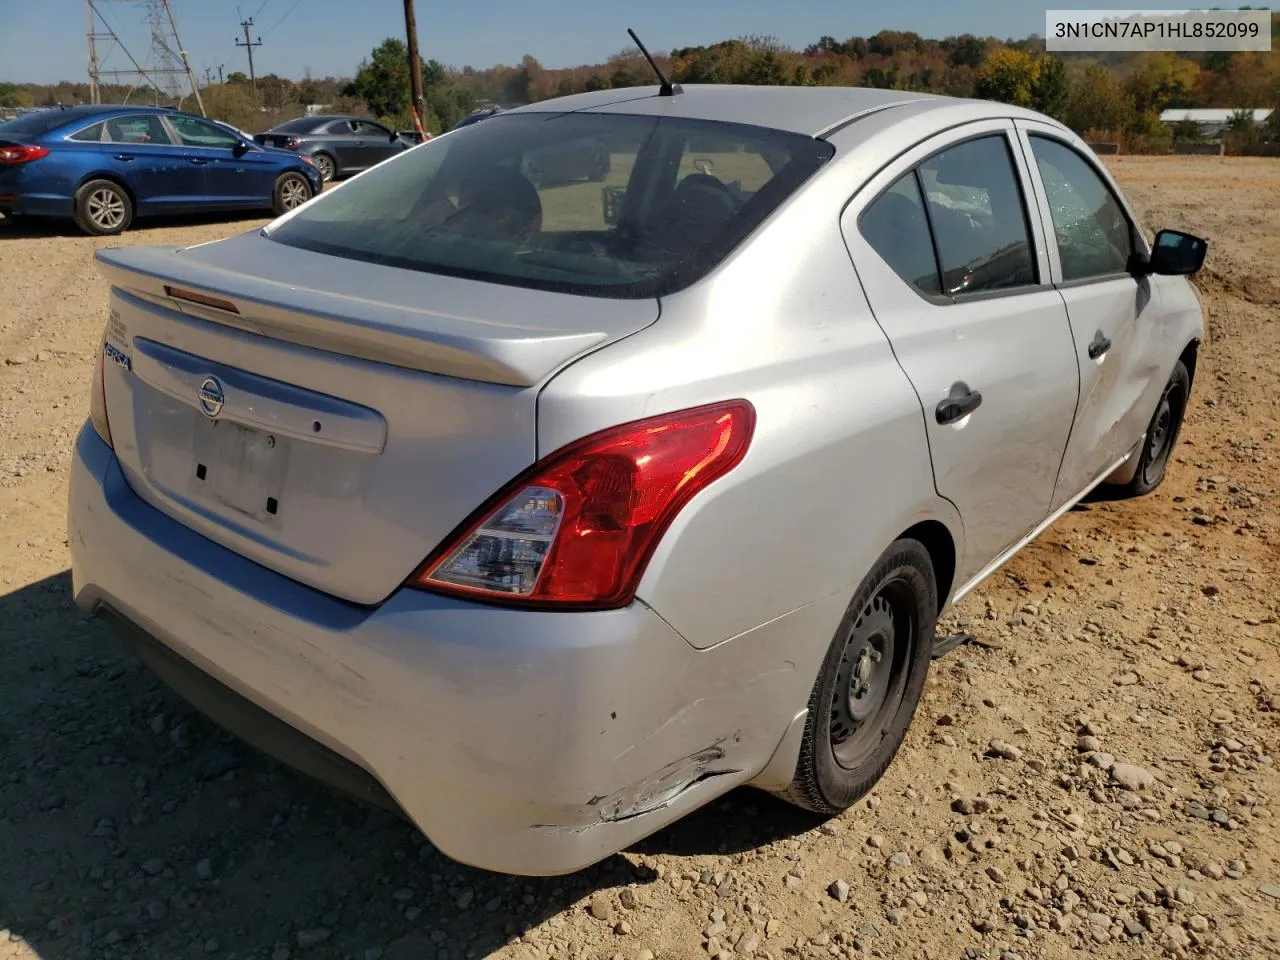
top-left (73, 179), bottom-right (133, 236)
top-left (1117, 359), bottom-right (1190, 497)
top-left (782, 538), bottom-right (937, 815)
top-left (272, 172), bottom-right (313, 216)
top-left (313, 153), bottom-right (336, 183)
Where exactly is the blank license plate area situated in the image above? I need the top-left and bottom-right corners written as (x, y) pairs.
top-left (189, 419), bottom-right (291, 522)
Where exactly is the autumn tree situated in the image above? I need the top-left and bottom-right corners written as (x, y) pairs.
top-left (973, 47), bottom-right (1038, 106)
top-left (1065, 64), bottom-right (1133, 134)
top-left (1126, 53), bottom-right (1199, 113)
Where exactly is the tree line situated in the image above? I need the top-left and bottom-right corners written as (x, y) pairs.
top-left (3, 13), bottom-right (1278, 148)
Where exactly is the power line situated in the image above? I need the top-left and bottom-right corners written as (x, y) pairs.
top-left (262, 0), bottom-right (304, 35)
top-left (250, 0), bottom-right (272, 18)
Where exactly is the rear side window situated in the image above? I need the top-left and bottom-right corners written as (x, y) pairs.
top-left (267, 112), bottom-right (834, 299)
top-left (105, 115), bottom-right (170, 145)
top-left (69, 122), bottom-right (105, 143)
top-left (1028, 136), bottom-right (1133, 281)
top-left (918, 136), bottom-right (1036, 295)
top-left (860, 173), bottom-right (941, 296)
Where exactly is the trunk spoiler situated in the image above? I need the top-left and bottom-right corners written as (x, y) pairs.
top-left (95, 243), bottom-right (623, 388)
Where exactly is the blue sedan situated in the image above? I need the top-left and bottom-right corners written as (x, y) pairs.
top-left (0, 105), bottom-right (323, 235)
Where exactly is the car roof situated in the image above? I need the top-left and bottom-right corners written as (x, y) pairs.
top-left (504, 84), bottom-right (1035, 138)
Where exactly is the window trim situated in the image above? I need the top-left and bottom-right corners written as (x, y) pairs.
top-left (855, 128), bottom-right (1047, 307)
top-left (1020, 128), bottom-right (1144, 288)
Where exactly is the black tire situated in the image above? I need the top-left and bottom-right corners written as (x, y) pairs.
top-left (272, 172), bottom-right (313, 216)
top-left (313, 152), bottom-right (336, 183)
top-left (73, 179), bottom-right (133, 236)
top-left (1118, 359), bottom-right (1190, 497)
top-left (783, 538), bottom-right (937, 815)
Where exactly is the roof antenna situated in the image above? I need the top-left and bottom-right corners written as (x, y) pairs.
top-left (627, 28), bottom-right (681, 97)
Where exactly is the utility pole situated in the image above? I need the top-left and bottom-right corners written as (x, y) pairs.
top-left (235, 17), bottom-right (262, 98)
top-left (217, 64), bottom-right (224, 84)
top-left (86, 0), bottom-right (100, 103)
top-left (403, 0), bottom-right (426, 136)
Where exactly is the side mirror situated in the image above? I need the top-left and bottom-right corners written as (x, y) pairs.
top-left (1140, 229), bottom-right (1208, 277)
top-left (232, 140), bottom-right (251, 157)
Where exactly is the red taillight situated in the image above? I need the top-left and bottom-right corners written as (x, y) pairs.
top-left (285, 137), bottom-right (301, 150)
top-left (0, 145), bottom-right (50, 165)
top-left (413, 400), bottom-right (756, 609)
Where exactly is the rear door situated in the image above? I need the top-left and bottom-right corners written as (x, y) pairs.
top-left (164, 114), bottom-right (274, 207)
top-left (1014, 121), bottom-right (1165, 510)
top-left (841, 121), bottom-right (1081, 584)
top-left (101, 113), bottom-right (200, 211)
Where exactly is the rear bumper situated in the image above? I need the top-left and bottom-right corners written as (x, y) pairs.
top-left (67, 423), bottom-right (809, 875)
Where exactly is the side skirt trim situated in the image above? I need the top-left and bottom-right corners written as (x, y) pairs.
top-left (949, 446), bottom-right (1138, 607)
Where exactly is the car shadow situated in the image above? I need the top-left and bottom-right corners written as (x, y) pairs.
top-left (0, 571), bottom-right (817, 959)
top-left (0, 209), bottom-right (270, 240)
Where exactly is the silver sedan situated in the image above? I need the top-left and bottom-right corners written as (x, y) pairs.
top-left (67, 84), bottom-right (1206, 875)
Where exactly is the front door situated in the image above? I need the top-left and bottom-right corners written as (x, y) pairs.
top-left (164, 114), bottom-right (274, 207)
top-left (841, 121), bottom-right (1081, 584)
top-left (1014, 121), bottom-right (1167, 509)
top-left (350, 120), bottom-right (398, 168)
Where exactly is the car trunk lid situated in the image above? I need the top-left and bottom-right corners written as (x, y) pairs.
top-left (95, 232), bottom-right (659, 605)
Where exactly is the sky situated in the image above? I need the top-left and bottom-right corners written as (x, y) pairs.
top-left (2, 1), bottom-right (1192, 85)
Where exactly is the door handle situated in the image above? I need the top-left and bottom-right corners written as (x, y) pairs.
top-left (936, 388), bottom-right (983, 425)
top-left (188, 158), bottom-right (209, 166)
top-left (354, 140), bottom-right (366, 146)
top-left (113, 154), bottom-right (135, 162)
top-left (1088, 334), bottom-right (1112, 360)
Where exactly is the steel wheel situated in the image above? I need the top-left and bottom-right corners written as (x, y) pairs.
top-left (1117, 358), bottom-right (1191, 498)
top-left (1140, 379), bottom-right (1183, 488)
top-left (829, 585), bottom-right (913, 771)
top-left (782, 538), bottom-right (937, 816)
top-left (87, 188), bottom-right (126, 231)
top-left (314, 154), bottom-right (335, 182)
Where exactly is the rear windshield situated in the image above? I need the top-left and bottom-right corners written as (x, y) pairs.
top-left (0, 109), bottom-right (92, 139)
top-left (267, 112), bottom-right (834, 298)
top-left (271, 117), bottom-right (323, 133)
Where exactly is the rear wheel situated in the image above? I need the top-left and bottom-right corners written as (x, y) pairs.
top-left (782, 539), bottom-right (936, 815)
top-left (313, 153), bottom-right (336, 183)
top-left (272, 172), bottom-right (313, 216)
top-left (73, 179), bottom-right (133, 236)
top-left (1117, 359), bottom-right (1190, 497)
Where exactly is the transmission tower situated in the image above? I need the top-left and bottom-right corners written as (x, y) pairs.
top-left (86, 0), bottom-right (205, 115)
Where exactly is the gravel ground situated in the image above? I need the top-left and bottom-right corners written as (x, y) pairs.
top-left (0, 157), bottom-right (1277, 960)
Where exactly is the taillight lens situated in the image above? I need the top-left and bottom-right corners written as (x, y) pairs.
top-left (413, 400), bottom-right (756, 609)
top-left (286, 137), bottom-right (301, 150)
top-left (88, 329), bottom-right (112, 449)
top-left (0, 145), bottom-right (50, 165)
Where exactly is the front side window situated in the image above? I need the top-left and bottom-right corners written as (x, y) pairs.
top-left (104, 115), bottom-right (171, 145)
top-left (1028, 136), bottom-right (1133, 282)
top-left (352, 120), bottom-right (389, 137)
top-left (168, 115), bottom-right (241, 148)
top-left (918, 136), bottom-right (1037, 295)
top-left (859, 172), bottom-right (942, 296)
top-left (267, 112), bottom-right (834, 298)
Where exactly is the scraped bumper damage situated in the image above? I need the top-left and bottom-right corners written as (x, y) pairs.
top-left (67, 423), bottom-right (805, 875)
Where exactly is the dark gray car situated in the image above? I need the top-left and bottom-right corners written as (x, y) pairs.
top-left (255, 114), bottom-right (412, 182)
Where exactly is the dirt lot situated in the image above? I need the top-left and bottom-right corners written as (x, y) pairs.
top-left (0, 156), bottom-right (1277, 960)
